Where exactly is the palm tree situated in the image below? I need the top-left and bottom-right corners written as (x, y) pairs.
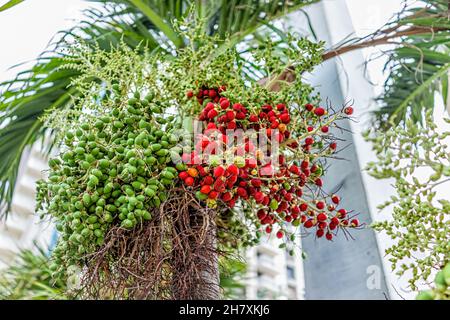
top-left (0, 0), bottom-right (449, 299)
top-left (1, 0), bottom-right (449, 215)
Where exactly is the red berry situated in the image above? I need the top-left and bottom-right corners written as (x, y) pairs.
top-left (315, 178), bottom-right (323, 187)
top-left (284, 193), bottom-right (293, 201)
top-left (236, 112), bottom-right (246, 120)
top-left (207, 109), bottom-right (218, 119)
top-left (351, 219), bottom-right (359, 227)
top-left (317, 212), bottom-right (327, 222)
top-left (279, 113), bottom-right (290, 124)
top-left (227, 121), bottom-right (237, 130)
top-left (326, 232), bottom-right (333, 241)
top-left (316, 201), bottom-right (325, 210)
top-left (254, 191), bottom-right (264, 203)
top-left (225, 110), bottom-right (235, 121)
top-left (184, 177), bottom-right (194, 186)
top-left (213, 166), bottom-right (225, 178)
top-left (305, 137), bottom-right (314, 145)
top-left (186, 90), bottom-right (194, 98)
top-left (221, 192), bottom-right (232, 202)
top-left (316, 229), bottom-right (324, 238)
top-left (304, 219), bottom-right (314, 228)
top-left (226, 164), bottom-right (239, 176)
top-left (276, 103), bottom-right (286, 111)
top-left (200, 185), bottom-right (211, 194)
top-left (314, 107), bottom-right (326, 116)
top-left (337, 208), bottom-right (347, 218)
top-left (220, 98), bottom-right (230, 109)
top-left (251, 178), bottom-right (262, 188)
top-left (321, 126), bottom-right (329, 133)
top-left (331, 195), bottom-right (340, 205)
top-left (179, 171), bottom-right (189, 180)
top-left (330, 142), bottom-right (337, 150)
top-left (344, 106), bottom-right (354, 115)
top-left (305, 104), bottom-right (314, 111)
top-left (299, 203), bottom-right (308, 211)
top-left (208, 191), bottom-right (218, 199)
top-left (237, 187), bottom-right (248, 198)
top-left (276, 230), bottom-right (284, 239)
top-left (249, 114), bottom-right (258, 122)
top-left (266, 226), bottom-right (272, 233)
top-left (307, 126), bottom-right (314, 132)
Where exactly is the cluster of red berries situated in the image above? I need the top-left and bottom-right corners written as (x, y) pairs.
top-left (178, 87), bottom-right (359, 241)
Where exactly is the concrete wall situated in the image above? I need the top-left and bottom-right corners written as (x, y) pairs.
top-left (287, 1), bottom-right (390, 299)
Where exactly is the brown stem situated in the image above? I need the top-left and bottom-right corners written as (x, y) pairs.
top-left (322, 26), bottom-right (446, 61)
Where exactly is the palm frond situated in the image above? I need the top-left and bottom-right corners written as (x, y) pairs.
top-left (0, 245), bottom-right (66, 300)
top-left (374, 0), bottom-right (450, 127)
top-left (0, 0), bottom-right (24, 12)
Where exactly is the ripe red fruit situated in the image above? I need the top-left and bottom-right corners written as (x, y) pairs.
top-left (350, 219), bottom-right (359, 227)
top-left (315, 178), bottom-right (323, 187)
top-left (330, 142), bottom-right (337, 151)
top-left (276, 103), bottom-right (286, 111)
top-left (232, 103), bottom-right (243, 111)
top-left (316, 229), bottom-right (325, 238)
top-left (279, 113), bottom-right (290, 124)
top-left (305, 137), bottom-right (314, 145)
top-left (266, 226), bottom-right (272, 233)
top-left (257, 209), bottom-right (267, 220)
top-left (213, 179), bottom-right (226, 192)
top-left (337, 208), bottom-right (347, 218)
top-left (220, 98), bottom-right (230, 109)
top-left (207, 109), bottom-right (218, 119)
top-left (209, 89), bottom-right (217, 98)
top-left (202, 176), bottom-right (214, 185)
top-left (207, 191), bottom-right (218, 199)
top-left (326, 232), bottom-right (333, 241)
top-left (284, 193), bottom-right (293, 201)
top-left (344, 106), bottom-right (354, 115)
top-left (291, 206), bottom-right (300, 215)
top-left (285, 215), bottom-right (293, 223)
top-left (321, 126), bottom-right (329, 133)
top-left (331, 217), bottom-right (339, 225)
top-left (317, 212), bottom-right (327, 222)
top-left (226, 164), bottom-right (239, 176)
top-left (200, 185), bottom-right (211, 194)
top-left (314, 107), bottom-right (326, 116)
top-left (304, 219), bottom-right (314, 228)
top-left (184, 177), bottom-right (194, 186)
top-left (186, 90), bottom-right (194, 98)
top-left (316, 201), bottom-right (325, 210)
top-left (276, 230), bottom-right (284, 239)
top-left (307, 126), bottom-right (314, 132)
top-left (179, 171), bottom-right (189, 180)
top-left (221, 192), bottom-right (232, 202)
top-left (249, 114), bottom-right (258, 122)
top-left (213, 166), bottom-right (225, 178)
top-left (236, 112), bottom-right (246, 120)
top-left (305, 104), bottom-right (314, 111)
top-left (331, 195), bottom-right (340, 205)
top-left (299, 203), bottom-right (308, 212)
top-left (289, 165), bottom-right (300, 175)
top-left (225, 110), bottom-right (235, 121)
top-left (237, 187), bottom-right (248, 198)
top-left (227, 121), bottom-right (237, 130)
top-left (254, 192), bottom-right (264, 203)
top-left (251, 178), bottom-right (262, 188)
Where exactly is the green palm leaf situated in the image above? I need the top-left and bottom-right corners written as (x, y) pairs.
top-left (374, 0), bottom-right (450, 127)
top-left (0, 0), bottom-right (24, 12)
